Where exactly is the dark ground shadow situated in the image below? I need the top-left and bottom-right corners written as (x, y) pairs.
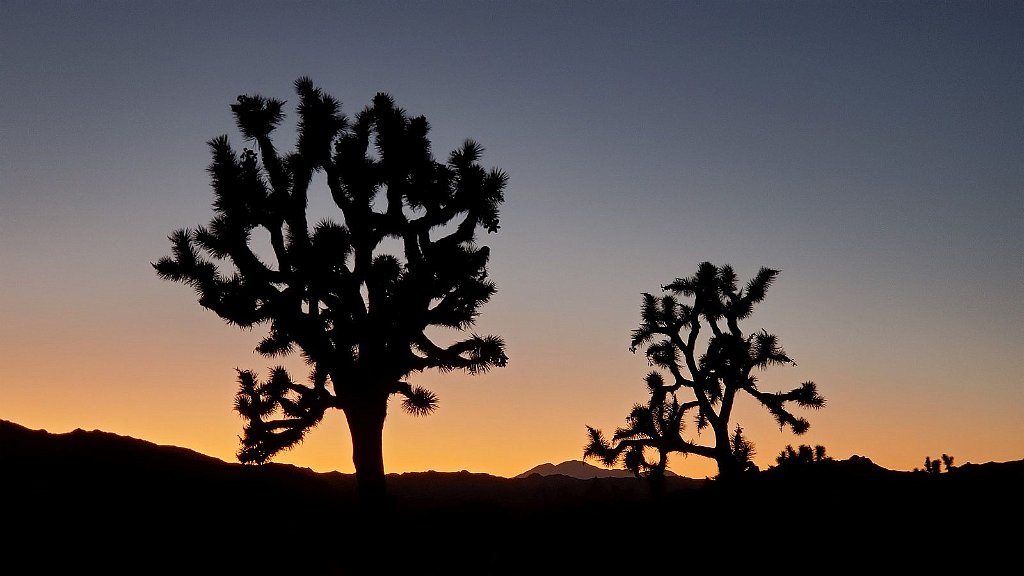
top-left (2, 421), bottom-right (1019, 574)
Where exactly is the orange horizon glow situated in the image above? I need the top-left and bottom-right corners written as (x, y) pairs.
top-left (5, 296), bottom-right (1020, 480)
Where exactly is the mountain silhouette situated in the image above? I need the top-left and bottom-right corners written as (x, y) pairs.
top-left (2, 419), bottom-right (1019, 572)
top-left (515, 459), bottom-right (678, 479)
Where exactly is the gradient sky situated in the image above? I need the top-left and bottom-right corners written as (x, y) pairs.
top-left (2, 1), bottom-right (1021, 479)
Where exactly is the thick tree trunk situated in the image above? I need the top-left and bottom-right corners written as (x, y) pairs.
top-left (715, 451), bottom-right (742, 483)
top-left (648, 467), bottom-right (666, 498)
top-left (344, 396), bottom-right (390, 508)
top-left (714, 425), bottom-right (741, 483)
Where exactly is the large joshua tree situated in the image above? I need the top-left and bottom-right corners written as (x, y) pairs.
top-left (586, 262), bottom-right (824, 483)
top-left (155, 78), bottom-right (508, 503)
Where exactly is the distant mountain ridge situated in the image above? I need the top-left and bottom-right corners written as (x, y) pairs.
top-left (515, 459), bottom-right (678, 479)
top-left (2, 418), bottom-right (1021, 571)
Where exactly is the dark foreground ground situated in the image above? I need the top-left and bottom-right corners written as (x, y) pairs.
top-left (1, 420), bottom-right (1020, 574)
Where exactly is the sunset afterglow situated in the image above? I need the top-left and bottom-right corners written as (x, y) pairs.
top-left (2, 2), bottom-right (1021, 480)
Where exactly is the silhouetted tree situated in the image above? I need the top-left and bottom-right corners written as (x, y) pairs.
top-left (731, 425), bottom-right (759, 473)
top-left (155, 78), bottom-right (508, 504)
top-left (814, 444), bottom-right (828, 462)
top-left (917, 454), bottom-right (955, 474)
top-left (586, 262), bottom-right (824, 482)
top-left (775, 443), bottom-right (831, 467)
top-left (941, 453), bottom-right (955, 472)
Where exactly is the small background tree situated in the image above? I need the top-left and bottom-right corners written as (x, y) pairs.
top-left (586, 262), bottom-right (824, 483)
top-left (775, 444), bottom-right (832, 469)
top-left (915, 454), bottom-right (955, 474)
top-left (155, 78), bottom-right (508, 504)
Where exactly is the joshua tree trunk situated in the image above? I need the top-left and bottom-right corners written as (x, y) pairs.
top-left (714, 425), bottom-right (740, 483)
top-left (345, 395), bottom-right (389, 507)
top-left (715, 453), bottom-right (741, 483)
top-left (648, 466), bottom-right (666, 497)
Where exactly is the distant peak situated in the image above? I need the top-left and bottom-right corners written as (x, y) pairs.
top-left (516, 459), bottom-right (640, 479)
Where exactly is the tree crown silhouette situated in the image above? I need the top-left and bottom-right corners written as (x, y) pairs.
top-left (155, 78), bottom-right (508, 502)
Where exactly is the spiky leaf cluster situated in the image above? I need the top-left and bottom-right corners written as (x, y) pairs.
top-left (584, 371), bottom-right (703, 480)
top-left (156, 79), bottom-right (508, 463)
top-left (235, 367), bottom-right (328, 463)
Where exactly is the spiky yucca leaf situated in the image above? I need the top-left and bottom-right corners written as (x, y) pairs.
top-left (626, 403), bottom-right (657, 438)
top-left (646, 340), bottom-right (679, 368)
top-left (630, 327), bottom-right (659, 353)
top-left (749, 330), bottom-right (794, 368)
top-left (238, 424), bottom-right (308, 465)
top-left (427, 276), bottom-right (498, 330)
top-left (294, 77), bottom-right (346, 167)
top-left (743, 267), bottom-right (779, 307)
top-left (644, 371), bottom-right (665, 393)
top-left (448, 139), bottom-right (483, 171)
top-left (583, 426), bottom-right (622, 467)
top-left (612, 426), bottom-right (644, 442)
top-left (231, 94), bottom-right (285, 140)
top-left (193, 224), bottom-right (233, 260)
top-left (153, 230), bottom-right (220, 290)
top-left (311, 219), bottom-right (352, 269)
top-left (478, 168), bottom-right (508, 234)
top-left (639, 292), bottom-right (659, 324)
top-left (233, 369), bottom-right (276, 419)
top-left (716, 264), bottom-right (738, 295)
top-left (659, 295), bottom-right (678, 324)
top-left (265, 366), bottom-right (294, 395)
top-left (792, 381), bottom-right (825, 409)
top-left (256, 323), bottom-right (294, 357)
top-left (462, 334), bottom-right (508, 374)
top-left (401, 386), bottom-right (439, 416)
top-left (623, 446), bottom-right (648, 477)
top-left (789, 417), bottom-right (810, 434)
top-left (761, 398), bottom-right (810, 433)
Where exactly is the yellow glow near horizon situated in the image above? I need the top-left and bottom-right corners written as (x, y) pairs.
top-left (4, 318), bottom-right (1021, 480)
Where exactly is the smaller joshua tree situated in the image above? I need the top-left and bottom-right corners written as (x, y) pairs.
top-left (586, 262), bottom-right (825, 484)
